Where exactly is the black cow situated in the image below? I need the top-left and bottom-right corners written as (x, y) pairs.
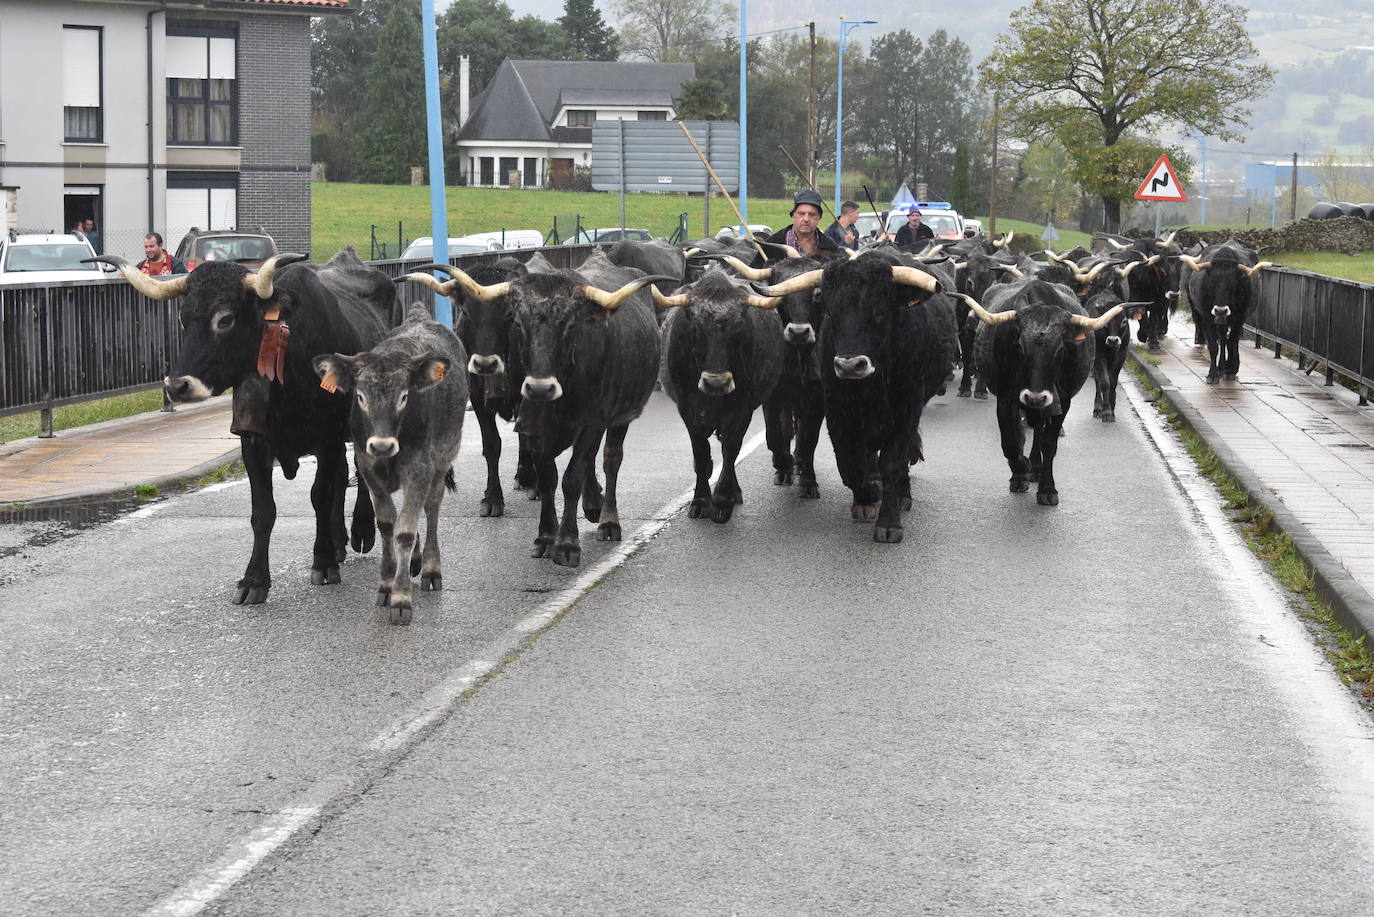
top-left (1082, 291), bottom-right (1150, 422)
top-left (405, 257), bottom-right (536, 517)
top-left (655, 271), bottom-right (785, 522)
top-left (1102, 232), bottom-right (1184, 349)
top-left (965, 279), bottom-right (1126, 505)
top-left (605, 239), bottom-right (686, 293)
top-left (312, 305), bottom-right (468, 625)
top-left (1182, 240), bottom-right (1271, 383)
top-left (92, 248), bottom-right (395, 603)
top-left (767, 250), bottom-right (956, 542)
top-left (434, 251), bottom-right (671, 566)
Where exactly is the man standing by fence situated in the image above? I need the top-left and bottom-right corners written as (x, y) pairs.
top-left (137, 233), bottom-right (188, 276)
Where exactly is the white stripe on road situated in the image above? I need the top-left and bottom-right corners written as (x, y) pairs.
top-left (1123, 376), bottom-right (1374, 828)
top-left (144, 429), bottom-right (769, 916)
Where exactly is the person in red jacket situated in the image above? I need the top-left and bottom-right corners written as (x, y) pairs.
top-left (136, 233), bottom-right (188, 276)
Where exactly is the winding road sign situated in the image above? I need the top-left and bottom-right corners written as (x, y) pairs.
top-left (1135, 154), bottom-right (1188, 202)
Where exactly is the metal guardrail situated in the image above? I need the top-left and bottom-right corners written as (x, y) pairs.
top-left (0, 244), bottom-right (602, 432)
top-left (1247, 267), bottom-right (1374, 404)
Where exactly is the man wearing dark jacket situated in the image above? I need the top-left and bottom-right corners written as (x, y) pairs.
top-left (136, 233), bottom-right (189, 276)
top-left (767, 189), bottom-right (840, 257)
top-left (893, 209), bottom-right (935, 247)
top-left (825, 200), bottom-right (862, 250)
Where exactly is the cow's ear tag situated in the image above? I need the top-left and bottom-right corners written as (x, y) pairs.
top-left (1072, 330), bottom-right (1088, 342)
top-left (320, 373), bottom-right (338, 393)
top-left (263, 304), bottom-right (281, 321)
top-left (602, 307), bottom-right (613, 322)
top-left (905, 297), bottom-right (923, 308)
top-left (431, 363), bottom-right (446, 383)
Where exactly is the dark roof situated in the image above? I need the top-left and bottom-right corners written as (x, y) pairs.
top-left (458, 59), bottom-right (695, 144)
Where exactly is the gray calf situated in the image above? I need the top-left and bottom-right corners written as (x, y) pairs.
top-left (313, 304), bottom-right (469, 624)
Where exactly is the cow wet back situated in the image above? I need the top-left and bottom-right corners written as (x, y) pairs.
top-left (94, 248), bottom-right (394, 604)
top-left (313, 304), bottom-right (468, 625)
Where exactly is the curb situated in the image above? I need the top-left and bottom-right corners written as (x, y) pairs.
top-left (0, 448), bottom-right (243, 523)
top-left (1128, 348), bottom-right (1374, 650)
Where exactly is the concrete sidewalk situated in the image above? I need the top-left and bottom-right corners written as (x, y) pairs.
top-left (1132, 323), bottom-right (1374, 646)
top-left (0, 396), bottom-right (238, 511)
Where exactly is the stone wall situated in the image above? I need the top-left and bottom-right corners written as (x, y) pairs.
top-left (1135, 217), bottom-right (1374, 254)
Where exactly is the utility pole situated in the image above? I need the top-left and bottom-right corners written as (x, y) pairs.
top-left (806, 22), bottom-right (816, 187)
top-left (1291, 152), bottom-right (1299, 223)
top-left (989, 94), bottom-right (999, 235)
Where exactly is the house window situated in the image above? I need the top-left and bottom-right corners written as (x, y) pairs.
top-left (523, 158), bottom-right (537, 188)
top-left (566, 110), bottom-right (595, 128)
top-left (637, 110), bottom-right (667, 121)
top-left (166, 172), bottom-right (237, 256)
top-left (479, 157), bottom-right (494, 186)
top-left (166, 23), bottom-right (237, 146)
top-left (63, 26), bottom-right (103, 142)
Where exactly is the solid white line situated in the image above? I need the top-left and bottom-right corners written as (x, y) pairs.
top-left (144, 428), bottom-right (769, 915)
top-left (1123, 375), bottom-right (1374, 828)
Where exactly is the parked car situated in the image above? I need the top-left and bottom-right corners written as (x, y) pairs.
top-left (0, 232), bottom-right (112, 285)
top-left (400, 236), bottom-right (504, 260)
top-left (175, 228), bottom-right (278, 271)
top-left (714, 224), bottom-right (774, 240)
top-left (562, 228), bottom-right (654, 245)
top-left (883, 205), bottom-right (966, 241)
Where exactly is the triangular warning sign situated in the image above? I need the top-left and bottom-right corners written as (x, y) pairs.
top-left (1135, 154), bottom-right (1187, 202)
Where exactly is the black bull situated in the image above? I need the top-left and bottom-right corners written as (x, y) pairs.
top-left (91, 248), bottom-right (396, 604)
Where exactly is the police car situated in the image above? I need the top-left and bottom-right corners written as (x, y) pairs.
top-left (855, 202), bottom-right (970, 242)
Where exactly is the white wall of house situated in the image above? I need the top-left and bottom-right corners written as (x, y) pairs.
top-left (456, 143), bottom-right (600, 189)
top-left (551, 105), bottom-right (674, 128)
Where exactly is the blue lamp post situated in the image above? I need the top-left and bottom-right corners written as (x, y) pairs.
top-left (739, 0), bottom-right (748, 231)
top-left (835, 17), bottom-right (876, 216)
top-left (420, 0), bottom-right (449, 324)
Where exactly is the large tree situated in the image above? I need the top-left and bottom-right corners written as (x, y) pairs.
top-left (614, 0), bottom-right (734, 63)
top-left (437, 0), bottom-right (575, 111)
top-left (560, 0), bottom-right (620, 61)
top-left (356, 5), bottom-right (427, 184)
top-left (979, 0), bottom-right (1273, 229)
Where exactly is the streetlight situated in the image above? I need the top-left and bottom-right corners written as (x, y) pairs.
top-left (834, 17), bottom-right (876, 216)
top-left (738, 0), bottom-right (748, 231)
top-left (1186, 134), bottom-right (1208, 226)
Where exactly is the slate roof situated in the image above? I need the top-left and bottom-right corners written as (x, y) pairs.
top-left (458, 59), bottom-right (695, 144)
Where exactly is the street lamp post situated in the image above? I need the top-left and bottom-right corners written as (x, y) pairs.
top-left (834, 17), bottom-right (876, 216)
top-left (739, 0), bottom-right (748, 232)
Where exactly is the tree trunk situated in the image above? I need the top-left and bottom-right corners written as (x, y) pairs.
top-left (1104, 195), bottom-right (1122, 234)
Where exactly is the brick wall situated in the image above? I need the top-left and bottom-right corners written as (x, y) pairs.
top-left (237, 15), bottom-right (311, 254)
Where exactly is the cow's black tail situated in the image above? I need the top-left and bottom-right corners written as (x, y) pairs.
top-left (445, 467), bottom-right (457, 492)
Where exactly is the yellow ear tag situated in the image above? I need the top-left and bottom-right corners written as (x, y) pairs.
top-left (1072, 331), bottom-right (1088, 342)
top-left (264, 305), bottom-right (281, 321)
top-left (320, 373), bottom-right (338, 393)
top-left (906, 298), bottom-right (922, 308)
top-left (432, 363), bottom-right (446, 382)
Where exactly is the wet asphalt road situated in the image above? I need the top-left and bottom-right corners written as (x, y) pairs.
top-left (3, 382), bottom-right (1374, 916)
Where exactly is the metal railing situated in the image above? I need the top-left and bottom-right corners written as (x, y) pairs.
top-left (0, 244), bottom-right (601, 432)
top-left (1248, 267), bottom-right (1374, 404)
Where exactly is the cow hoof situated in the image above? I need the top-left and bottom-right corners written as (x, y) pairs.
top-left (957, 389), bottom-right (971, 398)
top-left (1009, 477), bottom-right (1030, 493)
top-left (421, 572), bottom-right (442, 591)
top-left (1148, 341), bottom-right (1162, 352)
top-left (851, 503), bottom-right (878, 521)
top-left (334, 544), bottom-right (348, 564)
top-left (688, 498), bottom-right (710, 519)
top-left (799, 482), bottom-right (820, 499)
top-left (551, 543), bottom-right (582, 568)
top-left (1223, 373), bottom-right (1238, 382)
top-left (873, 525), bottom-right (904, 543)
top-left (582, 496), bottom-right (603, 523)
top-left (233, 585), bottom-right (269, 605)
top-left (898, 496), bottom-right (913, 511)
top-left (973, 391), bottom-right (988, 400)
top-left (376, 587), bottom-right (391, 607)
top-left (1102, 412), bottom-right (1116, 423)
top-left (479, 499), bottom-right (504, 518)
top-left (388, 604), bottom-right (413, 626)
top-left (1205, 374), bottom-right (1220, 385)
top-left (527, 489), bottom-right (541, 501)
top-left (711, 502), bottom-right (735, 524)
top-left (774, 468), bottom-right (793, 486)
top-left (351, 521), bottom-right (375, 555)
top-left (311, 566), bottom-right (341, 586)
top-left (597, 522), bottom-right (622, 542)
top-left (936, 385), bottom-right (947, 397)
top-left (531, 537), bottom-right (553, 558)
top-left (1026, 470), bottom-right (1040, 483)
top-left (1037, 491), bottom-right (1060, 506)
top-left (1092, 407), bottom-right (1103, 418)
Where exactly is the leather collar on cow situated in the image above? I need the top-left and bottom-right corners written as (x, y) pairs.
top-left (257, 304), bottom-right (290, 383)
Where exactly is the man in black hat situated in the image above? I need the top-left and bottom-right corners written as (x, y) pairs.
top-left (767, 189), bottom-right (839, 257)
top-left (893, 209), bottom-right (934, 247)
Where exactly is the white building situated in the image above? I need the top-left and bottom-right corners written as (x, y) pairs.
top-left (455, 58), bottom-right (696, 189)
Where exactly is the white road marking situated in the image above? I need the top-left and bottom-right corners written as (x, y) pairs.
top-left (1123, 375), bottom-right (1374, 829)
top-left (143, 429), bottom-right (769, 916)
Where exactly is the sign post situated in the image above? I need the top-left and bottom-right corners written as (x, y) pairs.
top-left (1134, 153), bottom-right (1187, 239)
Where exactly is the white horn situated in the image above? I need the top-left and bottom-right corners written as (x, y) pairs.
top-left (1105, 239), bottom-right (1130, 251)
top-left (891, 265), bottom-right (941, 293)
top-left (651, 287), bottom-right (690, 308)
top-left (1156, 231), bottom-right (1178, 248)
top-left (721, 255), bottom-right (773, 281)
top-left (958, 293), bottom-right (1017, 325)
top-left (1239, 261), bottom-right (1273, 277)
top-left (993, 264), bottom-right (1024, 279)
top-left (1068, 304), bottom-right (1125, 331)
top-left (753, 269), bottom-right (823, 297)
top-left (582, 276), bottom-right (662, 311)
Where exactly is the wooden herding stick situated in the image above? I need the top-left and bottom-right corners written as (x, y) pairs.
top-left (678, 120), bottom-right (765, 259)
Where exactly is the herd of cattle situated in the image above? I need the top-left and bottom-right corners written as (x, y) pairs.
top-left (89, 229), bottom-right (1270, 624)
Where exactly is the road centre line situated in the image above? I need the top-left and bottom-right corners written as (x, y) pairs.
top-left (144, 429), bottom-right (768, 916)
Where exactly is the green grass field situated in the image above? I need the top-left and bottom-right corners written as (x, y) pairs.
top-left (0, 389), bottom-right (166, 444)
top-left (1271, 251), bottom-right (1374, 284)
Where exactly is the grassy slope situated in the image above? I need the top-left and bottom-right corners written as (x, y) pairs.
top-left (1272, 251), bottom-right (1374, 284)
top-left (0, 389), bottom-right (165, 444)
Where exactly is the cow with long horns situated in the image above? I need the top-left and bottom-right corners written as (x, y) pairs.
top-left (754, 249), bottom-right (956, 542)
top-left (1182, 239), bottom-right (1272, 383)
top-left (964, 279), bottom-right (1137, 505)
top-left (654, 271), bottom-right (785, 522)
top-left (87, 248), bottom-right (396, 604)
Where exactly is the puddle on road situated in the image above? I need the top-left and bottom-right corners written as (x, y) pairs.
top-left (0, 498), bottom-right (156, 565)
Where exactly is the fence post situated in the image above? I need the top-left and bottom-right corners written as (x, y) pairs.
top-left (1274, 272), bottom-right (1283, 359)
top-left (1362, 287), bottom-right (1370, 406)
top-left (161, 298), bottom-right (176, 412)
top-left (39, 287), bottom-right (54, 438)
top-left (1325, 286), bottom-right (1335, 385)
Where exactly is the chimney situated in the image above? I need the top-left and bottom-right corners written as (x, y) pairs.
top-left (459, 55), bottom-right (471, 127)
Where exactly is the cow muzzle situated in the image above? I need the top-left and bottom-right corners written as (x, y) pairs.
top-left (366, 436), bottom-right (400, 457)
top-left (1105, 335), bottom-right (1122, 349)
top-left (1212, 304), bottom-right (1231, 326)
top-left (784, 323), bottom-right (816, 346)
top-left (521, 375), bottom-right (563, 402)
top-left (697, 371), bottom-right (735, 396)
top-left (1019, 389), bottom-right (1055, 410)
top-left (467, 353), bottom-right (505, 376)
top-left (833, 355), bottom-right (875, 380)
top-left (164, 375), bottom-right (212, 403)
